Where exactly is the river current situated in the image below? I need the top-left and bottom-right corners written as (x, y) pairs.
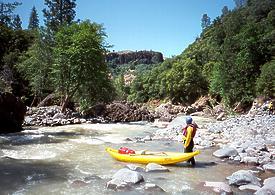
top-left (0, 116), bottom-right (258, 194)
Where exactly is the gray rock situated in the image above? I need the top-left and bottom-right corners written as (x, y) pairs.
top-left (106, 178), bottom-right (128, 189)
top-left (145, 163), bottom-right (169, 172)
top-left (125, 164), bottom-right (145, 172)
top-left (255, 177), bottom-right (275, 195)
top-left (213, 147), bottom-right (238, 158)
top-left (52, 113), bottom-right (65, 119)
top-left (263, 161), bottom-right (275, 172)
top-left (143, 135), bottom-right (152, 141)
top-left (73, 118), bottom-right (81, 124)
top-left (144, 183), bottom-right (165, 192)
top-left (255, 188), bottom-right (275, 195)
top-left (226, 170), bottom-right (261, 186)
top-left (234, 156), bottom-right (241, 162)
top-left (80, 118), bottom-right (86, 123)
top-left (242, 157), bottom-right (259, 165)
top-left (204, 181), bottom-right (232, 193)
top-left (200, 140), bottom-right (214, 148)
top-left (107, 168), bottom-right (144, 190)
top-left (262, 177), bottom-right (275, 190)
top-left (239, 184), bottom-right (261, 191)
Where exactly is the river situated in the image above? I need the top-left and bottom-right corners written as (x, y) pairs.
top-left (0, 116), bottom-right (260, 194)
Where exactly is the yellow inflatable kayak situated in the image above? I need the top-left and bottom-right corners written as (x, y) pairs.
top-left (106, 147), bottom-right (200, 165)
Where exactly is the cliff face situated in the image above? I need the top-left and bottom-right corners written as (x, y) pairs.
top-left (106, 50), bottom-right (164, 66)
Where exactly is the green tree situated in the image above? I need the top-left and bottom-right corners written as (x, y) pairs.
top-left (0, 1), bottom-right (21, 27)
top-left (222, 6), bottom-right (229, 16)
top-left (234, 0), bottom-right (247, 9)
top-left (0, 24), bottom-right (33, 94)
top-left (28, 6), bottom-right (39, 30)
top-left (12, 14), bottom-right (21, 30)
top-left (43, 0), bottom-right (76, 32)
top-left (52, 20), bottom-right (114, 112)
top-left (201, 13), bottom-right (211, 29)
top-left (17, 29), bottom-right (53, 103)
top-left (256, 60), bottom-right (275, 97)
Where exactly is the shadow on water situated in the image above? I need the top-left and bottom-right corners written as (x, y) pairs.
top-left (172, 161), bottom-right (217, 169)
top-left (0, 158), bottom-right (70, 194)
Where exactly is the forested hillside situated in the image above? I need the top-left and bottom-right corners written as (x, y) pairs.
top-left (1, 0), bottom-right (274, 112)
top-left (128, 0), bottom-right (275, 107)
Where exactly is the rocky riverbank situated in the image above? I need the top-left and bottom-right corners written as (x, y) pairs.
top-left (151, 111), bottom-right (275, 194)
top-left (23, 101), bottom-right (155, 127)
top-left (21, 95), bottom-right (230, 128)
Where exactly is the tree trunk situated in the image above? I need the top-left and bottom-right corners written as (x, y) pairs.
top-left (61, 94), bottom-right (69, 113)
top-left (30, 95), bottom-right (38, 107)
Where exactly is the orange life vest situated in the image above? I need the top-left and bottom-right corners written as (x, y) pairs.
top-left (183, 124), bottom-right (197, 138)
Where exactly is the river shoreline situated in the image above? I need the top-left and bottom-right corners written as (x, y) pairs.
top-left (1, 110), bottom-right (274, 194)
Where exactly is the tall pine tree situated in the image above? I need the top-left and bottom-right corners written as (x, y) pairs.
top-left (43, 0), bottom-right (76, 32)
top-left (201, 13), bottom-right (211, 29)
top-left (0, 1), bottom-right (21, 28)
top-left (12, 14), bottom-right (21, 30)
top-left (222, 6), bottom-right (229, 16)
top-left (234, 0), bottom-right (247, 9)
top-left (28, 6), bottom-right (39, 30)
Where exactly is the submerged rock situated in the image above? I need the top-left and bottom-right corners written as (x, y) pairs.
top-left (145, 163), bottom-right (169, 172)
top-left (204, 181), bottom-right (232, 193)
top-left (125, 164), bottom-right (145, 172)
top-left (143, 183), bottom-right (165, 192)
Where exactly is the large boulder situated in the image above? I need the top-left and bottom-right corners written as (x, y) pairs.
top-left (0, 92), bottom-right (26, 133)
top-left (226, 170), bottom-right (261, 186)
top-left (106, 168), bottom-right (144, 190)
top-left (263, 161), bottom-right (275, 172)
top-left (255, 177), bottom-right (275, 195)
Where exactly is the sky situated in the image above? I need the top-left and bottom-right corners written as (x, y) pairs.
top-left (8, 0), bottom-right (235, 57)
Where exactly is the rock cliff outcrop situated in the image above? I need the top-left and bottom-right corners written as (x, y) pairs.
top-left (106, 50), bottom-right (164, 66)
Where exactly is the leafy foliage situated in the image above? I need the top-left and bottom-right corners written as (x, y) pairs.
top-left (52, 21), bottom-right (115, 110)
top-left (17, 29), bottom-right (53, 98)
top-left (127, 0), bottom-right (275, 107)
top-left (256, 60), bottom-right (275, 97)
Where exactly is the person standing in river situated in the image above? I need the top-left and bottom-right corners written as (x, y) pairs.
top-left (182, 116), bottom-right (197, 166)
